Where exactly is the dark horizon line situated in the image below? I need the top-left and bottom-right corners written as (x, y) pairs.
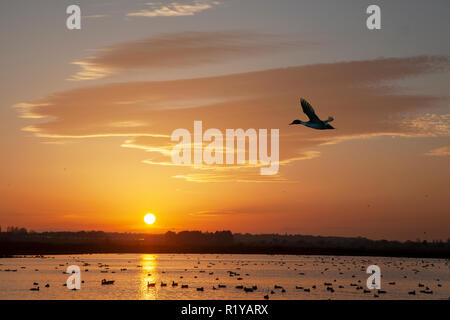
top-left (2, 227), bottom-right (449, 259)
top-left (1, 226), bottom-right (448, 244)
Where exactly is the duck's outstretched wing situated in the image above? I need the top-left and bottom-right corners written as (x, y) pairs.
top-left (300, 98), bottom-right (321, 123)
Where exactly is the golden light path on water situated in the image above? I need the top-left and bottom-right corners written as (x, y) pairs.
top-left (139, 254), bottom-right (158, 300)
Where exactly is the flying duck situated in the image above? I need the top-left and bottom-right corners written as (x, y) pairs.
top-left (290, 98), bottom-right (335, 130)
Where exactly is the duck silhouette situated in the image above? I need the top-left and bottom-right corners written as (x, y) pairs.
top-left (290, 98), bottom-right (335, 130)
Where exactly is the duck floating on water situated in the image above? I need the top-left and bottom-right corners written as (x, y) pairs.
top-left (290, 98), bottom-right (335, 130)
top-left (101, 279), bottom-right (114, 285)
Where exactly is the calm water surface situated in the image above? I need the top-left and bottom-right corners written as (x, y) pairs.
top-left (0, 254), bottom-right (448, 299)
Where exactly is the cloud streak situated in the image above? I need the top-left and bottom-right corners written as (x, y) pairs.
top-left (127, 1), bottom-right (219, 18)
top-left (17, 55), bottom-right (450, 182)
top-left (426, 146), bottom-right (450, 156)
top-left (68, 31), bottom-right (308, 81)
top-left (401, 113), bottom-right (450, 137)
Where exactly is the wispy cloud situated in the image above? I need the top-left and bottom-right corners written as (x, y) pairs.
top-left (13, 103), bottom-right (49, 119)
top-left (401, 113), bottom-right (450, 137)
top-left (189, 210), bottom-right (236, 217)
top-left (138, 151), bottom-right (318, 182)
top-left (425, 146), bottom-right (450, 156)
top-left (68, 31), bottom-right (308, 81)
top-left (127, 1), bottom-right (219, 18)
top-left (16, 55), bottom-right (450, 182)
top-left (173, 173), bottom-right (288, 183)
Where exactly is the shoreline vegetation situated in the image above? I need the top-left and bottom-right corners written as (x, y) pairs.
top-left (0, 228), bottom-right (449, 259)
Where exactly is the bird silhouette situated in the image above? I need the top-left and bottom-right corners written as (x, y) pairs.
top-left (290, 98), bottom-right (335, 130)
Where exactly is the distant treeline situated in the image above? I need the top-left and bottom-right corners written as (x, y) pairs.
top-left (0, 226), bottom-right (449, 258)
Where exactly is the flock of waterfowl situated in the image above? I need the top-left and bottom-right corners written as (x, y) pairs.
top-left (0, 254), bottom-right (448, 299)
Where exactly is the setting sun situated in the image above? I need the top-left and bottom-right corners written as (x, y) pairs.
top-left (144, 213), bottom-right (156, 225)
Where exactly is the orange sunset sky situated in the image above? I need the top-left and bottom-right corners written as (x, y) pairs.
top-left (0, 0), bottom-right (449, 240)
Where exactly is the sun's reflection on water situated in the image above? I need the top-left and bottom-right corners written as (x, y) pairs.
top-left (139, 254), bottom-right (159, 300)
